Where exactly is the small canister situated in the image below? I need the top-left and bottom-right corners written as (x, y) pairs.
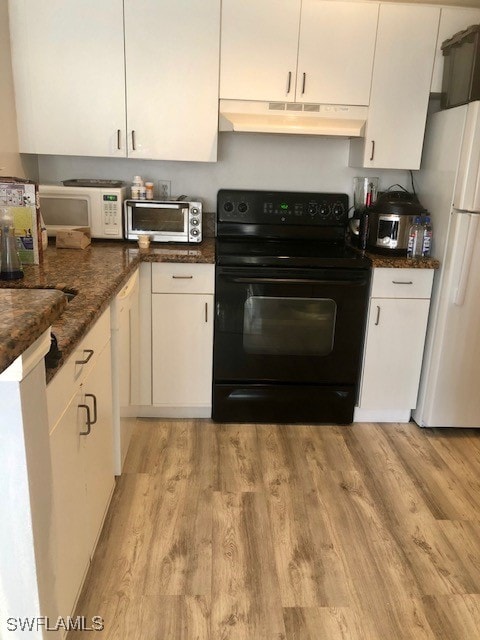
top-left (145, 182), bottom-right (154, 200)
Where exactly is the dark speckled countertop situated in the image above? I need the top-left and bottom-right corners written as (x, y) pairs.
top-left (0, 289), bottom-right (67, 375)
top-left (365, 251), bottom-right (439, 269)
top-left (1, 236), bottom-right (438, 379)
top-left (0, 238), bottom-right (215, 380)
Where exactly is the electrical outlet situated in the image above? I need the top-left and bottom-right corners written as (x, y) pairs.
top-left (158, 180), bottom-right (171, 199)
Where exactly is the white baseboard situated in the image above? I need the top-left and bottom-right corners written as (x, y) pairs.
top-left (354, 407), bottom-right (412, 423)
top-left (134, 405), bottom-right (212, 419)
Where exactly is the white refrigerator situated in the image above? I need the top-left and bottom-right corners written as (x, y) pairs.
top-left (413, 100), bottom-right (480, 428)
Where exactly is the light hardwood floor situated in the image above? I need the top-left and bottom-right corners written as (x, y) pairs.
top-left (69, 420), bottom-right (480, 639)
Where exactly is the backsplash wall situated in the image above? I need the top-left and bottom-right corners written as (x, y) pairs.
top-left (37, 133), bottom-right (410, 211)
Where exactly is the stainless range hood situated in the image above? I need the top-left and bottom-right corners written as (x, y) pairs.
top-left (219, 100), bottom-right (368, 137)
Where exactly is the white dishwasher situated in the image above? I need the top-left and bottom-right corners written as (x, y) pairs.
top-left (111, 268), bottom-right (140, 474)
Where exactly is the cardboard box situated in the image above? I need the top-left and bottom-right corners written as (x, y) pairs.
top-left (0, 177), bottom-right (42, 264)
top-left (56, 227), bottom-right (91, 249)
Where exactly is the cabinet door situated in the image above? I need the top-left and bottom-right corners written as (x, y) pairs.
top-left (49, 391), bottom-right (90, 618)
top-left (8, 0), bottom-right (126, 157)
top-left (152, 294), bottom-right (213, 406)
top-left (297, 1), bottom-right (378, 105)
top-left (352, 4), bottom-right (440, 170)
top-left (124, 0), bottom-right (220, 161)
top-left (220, 0), bottom-right (301, 102)
top-left (359, 298), bottom-right (431, 411)
top-left (83, 341), bottom-right (115, 556)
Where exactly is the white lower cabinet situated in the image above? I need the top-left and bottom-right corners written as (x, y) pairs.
top-left (355, 268), bottom-right (434, 422)
top-left (47, 308), bottom-right (114, 620)
top-left (139, 262), bottom-right (214, 417)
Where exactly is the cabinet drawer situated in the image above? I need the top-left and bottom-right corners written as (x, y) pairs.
top-left (151, 263), bottom-right (214, 294)
top-left (371, 268), bottom-right (434, 298)
top-left (47, 307), bottom-right (111, 430)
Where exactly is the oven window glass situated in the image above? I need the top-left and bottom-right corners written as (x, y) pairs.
top-left (40, 197), bottom-right (89, 226)
top-left (243, 296), bottom-right (337, 356)
top-left (131, 205), bottom-right (186, 233)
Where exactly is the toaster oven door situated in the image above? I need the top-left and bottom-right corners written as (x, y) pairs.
top-left (125, 201), bottom-right (188, 242)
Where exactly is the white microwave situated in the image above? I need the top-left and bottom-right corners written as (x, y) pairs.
top-left (39, 184), bottom-right (127, 239)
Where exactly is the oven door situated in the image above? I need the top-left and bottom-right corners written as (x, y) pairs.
top-left (214, 265), bottom-right (370, 385)
top-left (125, 201), bottom-right (189, 242)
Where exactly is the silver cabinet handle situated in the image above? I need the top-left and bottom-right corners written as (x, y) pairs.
top-left (375, 305), bottom-right (381, 326)
top-left (302, 72), bottom-right (306, 94)
top-left (392, 280), bottom-right (413, 285)
top-left (117, 129), bottom-right (121, 150)
top-left (79, 403), bottom-right (92, 436)
top-left (370, 140), bottom-right (375, 161)
top-left (172, 275), bottom-right (193, 279)
top-left (132, 130), bottom-right (136, 151)
top-left (286, 71), bottom-right (292, 94)
top-left (76, 349), bottom-right (94, 365)
top-left (85, 393), bottom-right (97, 425)
top-left (205, 302), bottom-right (208, 323)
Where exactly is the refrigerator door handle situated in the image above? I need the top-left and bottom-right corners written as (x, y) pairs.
top-left (454, 213), bottom-right (479, 306)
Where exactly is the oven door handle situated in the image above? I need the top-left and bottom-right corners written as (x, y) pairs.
top-left (227, 277), bottom-right (367, 286)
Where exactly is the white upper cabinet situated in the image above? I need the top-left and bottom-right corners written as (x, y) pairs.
top-left (349, 3), bottom-right (440, 170)
top-left (9, 0), bottom-right (126, 157)
top-left (124, 0), bottom-right (220, 162)
top-left (297, 1), bottom-right (378, 106)
top-left (220, 0), bottom-right (301, 102)
top-left (431, 7), bottom-right (480, 94)
top-left (220, 0), bottom-right (378, 105)
top-left (9, 0), bottom-right (220, 161)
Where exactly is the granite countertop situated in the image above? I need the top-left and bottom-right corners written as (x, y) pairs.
top-left (0, 289), bottom-right (67, 374)
top-left (366, 251), bottom-right (440, 269)
top-left (1, 235), bottom-right (439, 379)
top-left (0, 238), bottom-right (215, 379)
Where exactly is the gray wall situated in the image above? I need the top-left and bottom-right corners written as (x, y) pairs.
top-left (36, 133), bottom-right (410, 211)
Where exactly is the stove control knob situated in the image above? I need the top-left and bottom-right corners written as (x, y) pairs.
top-left (307, 203), bottom-right (318, 216)
top-left (191, 228), bottom-right (200, 236)
top-left (223, 201), bottom-right (234, 213)
top-left (332, 203), bottom-right (345, 220)
top-left (238, 202), bottom-right (248, 214)
top-left (319, 203), bottom-right (330, 218)
top-left (191, 217), bottom-right (200, 226)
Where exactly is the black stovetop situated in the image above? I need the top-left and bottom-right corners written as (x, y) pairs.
top-left (216, 238), bottom-right (371, 269)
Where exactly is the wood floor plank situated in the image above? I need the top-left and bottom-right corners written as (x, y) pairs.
top-left (380, 423), bottom-right (480, 520)
top-left (215, 424), bottom-right (262, 492)
top-left (122, 419), bottom-right (171, 474)
top-left (283, 606), bottom-right (365, 640)
top-left (142, 421), bottom-right (215, 596)
top-left (342, 423), bottom-right (480, 596)
top-left (69, 595), bottom-right (210, 640)
top-left (422, 594), bottom-right (480, 640)
top-left (258, 425), bottom-right (351, 607)
top-left (211, 491), bottom-right (286, 640)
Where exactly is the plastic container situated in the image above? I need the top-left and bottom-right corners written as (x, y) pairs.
top-left (407, 216), bottom-right (423, 259)
top-left (0, 208), bottom-right (24, 280)
top-left (441, 24), bottom-right (480, 109)
top-left (422, 216), bottom-right (433, 258)
top-left (131, 175), bottom-right (144, 200)
top-left (145, 182), bottom-right (154, 200)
